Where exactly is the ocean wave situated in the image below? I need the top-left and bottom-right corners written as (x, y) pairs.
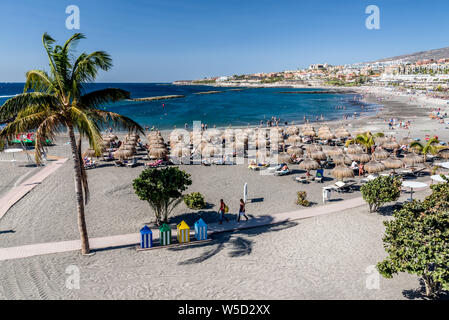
top-left (0, 94), bottom-right (18, 98)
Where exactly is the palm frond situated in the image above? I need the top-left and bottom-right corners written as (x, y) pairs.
top-left (34, 114), bottom-right (65, 163)
top-left (87, 109), bottom-right (144, 134)
top-left (0, 92), bottom-right (59, 121)
top-left (24, 70), bottom-right (55, 93)
top-left (71, 51), bottom-right (113, 84)
top-left (80, 88), bottom-right (130, 109)
top-left (69, 107), bottom-right (103, 154)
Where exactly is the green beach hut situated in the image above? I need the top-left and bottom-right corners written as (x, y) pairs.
top-left (159, 224), bottom-right (172, 246)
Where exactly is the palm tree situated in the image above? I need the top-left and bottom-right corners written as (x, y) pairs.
top-left (345, 131), bottom-right (384, 153)
top-left (0, 33), bottom-right (143, 254)
top-left (410, 137), bottom-right (440, 163)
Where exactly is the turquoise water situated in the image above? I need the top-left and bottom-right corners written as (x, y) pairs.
top-left (0, 83), bottom-right (379, 129)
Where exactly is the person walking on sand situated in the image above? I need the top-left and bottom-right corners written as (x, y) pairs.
top-left (237, 199), bottom-right (249, 222)
top-left (218, 199), bottom-right (229, 224)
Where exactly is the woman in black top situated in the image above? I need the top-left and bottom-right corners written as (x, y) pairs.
top-left (237, 199), bottom-right (249, 222)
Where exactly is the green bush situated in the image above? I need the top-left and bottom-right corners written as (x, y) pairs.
top-left (296, 191), bottom-right (310, 207)
top-left (377, 177), bottom-right (449, 298)
top-left (133, 167), bottom-right (192, 225)
top-left (0, 138), bottom-right (5, 152)
top-left (360, 176), bottom-right (402, 212)
top-left (184, 192), bottom-right (206, 209)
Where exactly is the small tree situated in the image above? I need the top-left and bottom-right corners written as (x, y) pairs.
top-left (133, 167), bottom-right (192, 225)
top-left (377, 178), bottom-right (449, 298)
top-left (360, 176), bottom-right (402, 212)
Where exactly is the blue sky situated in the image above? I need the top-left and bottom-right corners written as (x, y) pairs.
top-left (0, 0), bottom-right (448, 82)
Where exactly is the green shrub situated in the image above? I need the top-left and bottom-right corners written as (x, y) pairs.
top-left (360, 176), bottom-right (402, 212)
top-left (0, 138), bottom-right (5, 152)
top-left (377, 177), bottom-right (449, 298)
top-left (184, 192), bottom-right (206, 209)
top-left (296, 191), bottom-right (310, 207)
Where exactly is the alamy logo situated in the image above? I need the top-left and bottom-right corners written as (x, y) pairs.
top-left (365, 265), bottom-right (380, 290)
top-left (65, 265), bottom-right (80, 290)
top-left (365, 5), bottom-right (380, 30)
top-left (66, 5), bottom-right (80, 30)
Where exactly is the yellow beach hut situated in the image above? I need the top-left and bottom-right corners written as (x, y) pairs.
top-left (177, 220), bottom-right (190, 243)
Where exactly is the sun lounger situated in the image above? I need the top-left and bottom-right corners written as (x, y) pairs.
top-left (330, 181), bottom-right (356, 193)
top-left (145, 159), bottom-right (163, 168)
top-left (274, 169), bottom-right (290, 176)
top-left (412, 167), bottom-right (427, 177)
top-left (114, 160), bottom-right (125, 167)
top-left (294, 176), bottom-right (308, 184)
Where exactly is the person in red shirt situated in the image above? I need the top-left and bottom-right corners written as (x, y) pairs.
top-left (219, 199), bottom-right (229, 224)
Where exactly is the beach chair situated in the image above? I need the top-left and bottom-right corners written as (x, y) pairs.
top-left (84, 158), bottom-right (97, 170)
top-left (102, 152), bottom-right (114, 162)
top-left (330, 181), bottom-right (356, 193)
top-left (274, 167), bottom-right (290, 176)
top-left (114, 160), bottom-right (125, 167)
top-left (315, 169), bottom-right (324, 183)
top-left (145, 159), bottom-right (163, 168)
top-left (361, 174), bottom-right (379, 183)
top-left (294, 176), bottom-right (308, 184)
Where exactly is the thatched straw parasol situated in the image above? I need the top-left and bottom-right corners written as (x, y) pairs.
top-left (382, 139), bottom-right (400, 150)
top-left (381, 158), bottom-right (404, 172)
top-left (302, 129), bottom-right (316, 137)
top-left (149, 148), bottom-right (168, 159)
top-left (438, 148), bottom-right (449, 160)
top-left (286, 135), bottom-right (302, 146)
top-left (351, 153), bottom-right (371, 163)
top-left (374, 136), bottom-right (387, 145)
top-left (305, 144), bottom-right (322, 153)
top-left (286, 126), bottom-right (299, 135)
top-left (364, 160), bottom-right (386, 174)
top-left (276, 152), bottom-right (292, 164)
top-left (332, 155), bottom-right (352, 165)
top-left (403, 153), bottom-right (424, 166)
top-left (299, 158), bottom-right (320, 171)
top-left (113, 149), bottom-right (127, 160)
top-left (318, 126), bottom-right (330, 133)
top-left (202, 144), bottom-right (221, 158)
top-left (400, 137), bottom-right (414, 146)
top-left (311, 151), bottom-right (327, 161)
top-left (82, 148), bottom-right (98, 158)
top-left (324, 146), bottom-right (343, 157)
top-left (346, 144), bottom-right (363, 154)
top-left (335, 130), bottom-right (350, 139)
top-left (287, 146), bottom-right (303, 157)
top-left (318, 132), bottom-right (335, 140)
top-left (332, 165), bottom-right (354, 181)
top-left (372, 148), bottom-right (390, 160)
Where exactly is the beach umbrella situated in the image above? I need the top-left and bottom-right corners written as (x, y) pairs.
top-left (332, 165), bottom-right (354, 181)
top-left (302, 129), bottom-right (316, 137)
top-left (305, 144), bottom-right (322, 153)
top-left (400, 137), bottom-right (414, 146)
top-left (335, 130), bottom-right (350, 139)
top-left (374, 136), bottom-right (388, 145)
top-left (202, 144), bottom-right (221, 158)
top-left (318, 132), bottom-right (335, 140)
top-left (381, 158), bottom-right (404, 172)
top-left (332, 155), bottom-right (352, 165)
top-left (299, 158), bottom-right (320, 171)
top-left (113, 149), bottom-right (127, 160)
top-left (372, 148), bottom-right (390, 160)
top-left (149, 148), bottom-right (168, 159)
top-left (382, 139), bottom-right (400, 150)
top-left (287, 146), bottom-right (303, 157)
top-left (323, 146), bottom-right (343, 157)
top-left (286, 126), bottom-right (299, 135)
top-left (311, 151), bottom-right (327, 161)
top-left (82, 148), bottom-right (97, 158)
top-left (346, 144), bottom-right (363, 154)
top-left (318, 125), bottom-right (330, 132)
top-left (364, 160), bottom-right (386, 174)
top-left (276, 152), bottom-right (292, 164)
top-left (351, 153), bottom-right (371, 163)
top-left (403, 153), bottom-right (425, 166)
top-left (438, 149), bottom-right (449, 160)
top-left (287, 135), bottom-right (302, 146)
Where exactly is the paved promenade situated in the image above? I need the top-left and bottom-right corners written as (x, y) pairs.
top-left (0, 196), bottom-right (365, 261)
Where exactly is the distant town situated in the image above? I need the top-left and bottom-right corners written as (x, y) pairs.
top-left (174, 54), bottom-right (449, 100)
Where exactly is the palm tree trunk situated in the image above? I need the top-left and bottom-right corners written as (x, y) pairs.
top-left (68, 125), bottom-right (90, 254)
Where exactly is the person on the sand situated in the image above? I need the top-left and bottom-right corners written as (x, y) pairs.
top-left (218, 199), bottom-right (229, 224)
top-left (237, 199), bottom-right (249, 222)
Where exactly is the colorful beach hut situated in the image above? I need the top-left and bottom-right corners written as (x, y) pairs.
top-left (194, 218), bottom-right (208, 241)
top-left (177, 221), bottom-right (190, 243)
top-left (160, 224), bottom-right (172, 246)
top-left (140, 225), bottom-right (153, 249)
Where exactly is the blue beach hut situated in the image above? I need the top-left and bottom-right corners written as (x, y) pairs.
top-left (140, 225), bottom-right (153, 249)
top-left (194, 218), bottom-right (208, 241)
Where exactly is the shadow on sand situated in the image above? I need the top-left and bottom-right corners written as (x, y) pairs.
top-left (402, 279), bottom-right (449, 300)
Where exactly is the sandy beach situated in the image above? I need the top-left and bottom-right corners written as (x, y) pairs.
top-left (0, 89), bottom-right (448, 299)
